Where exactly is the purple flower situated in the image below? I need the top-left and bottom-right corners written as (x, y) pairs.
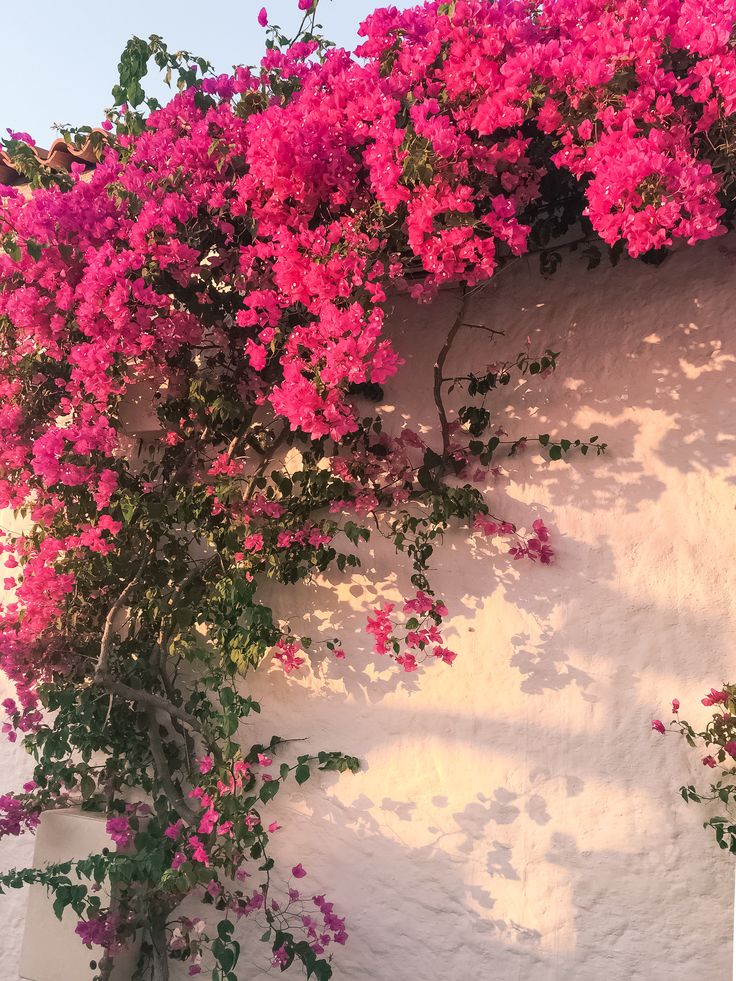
top-left (106, 816), bottom-right (133, 850)
top-left (6, 129), bottom-right (35, 146)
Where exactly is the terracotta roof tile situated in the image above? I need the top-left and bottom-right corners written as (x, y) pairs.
top-left (0, 133), bottom-right (103, 186)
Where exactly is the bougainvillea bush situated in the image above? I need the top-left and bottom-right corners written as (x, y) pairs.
top-left (653, 687), bottom-right (736, 855)
top-left (1, 0), bottom-right (736, 977)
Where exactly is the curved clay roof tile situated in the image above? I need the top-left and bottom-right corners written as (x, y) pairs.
top-left (0, 130), bottom-right (107, 186)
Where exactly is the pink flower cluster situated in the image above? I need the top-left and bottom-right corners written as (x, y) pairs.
top-left (75, 911), bottom-right (128, 953)
top-left (0, 793), bottom-right (40, 840)
top-left (654, 688), bottom-right (736, 768)
top-left (0, 3), bottom-right (734, 968)
top-left (0, 0), bottom-right (732, 713)
top-left (272, 638), bottom-right (306, 674)
top-left (367, 591), bottom-right (456, 672)
top-left (477, 516), bottom-right (554, 565)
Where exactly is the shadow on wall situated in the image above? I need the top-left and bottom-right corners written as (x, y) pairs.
top-left (178, 237), bottom-right (736, 981)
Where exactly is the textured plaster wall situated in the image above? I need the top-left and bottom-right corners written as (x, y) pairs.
top-left (2, 236), bottom-right (736, 980)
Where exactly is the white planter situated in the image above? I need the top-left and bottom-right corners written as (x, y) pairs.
top-left (19, 810), bottom-right (139, 981)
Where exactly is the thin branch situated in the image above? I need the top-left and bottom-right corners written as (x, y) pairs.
top-left (244, 425), bottom-right (289, 501)
top-left (463, 323), bottom-right (505, 336)
top-left (146, 708), bottom-right (200, 826)
top-left (174, 554), bottom-right (218, 599)
top-left (94, 553), bottom-right (151, 683)
top-left (155, 651), bottom-right (197, 776)
top-left (101, 680), bottom-right (201, 732)
top-left (433, 284), bottom-right (471, 461)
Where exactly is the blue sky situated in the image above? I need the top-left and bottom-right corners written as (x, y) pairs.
top-left (1, 0), bottom-right (414, 148)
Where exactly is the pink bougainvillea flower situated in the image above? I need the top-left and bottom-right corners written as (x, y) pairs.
top-left (6, 129), bottom-right (35, 145)
top-left (164, 820), bottom-right (183, 840)
top-left (272, 638), bottom-right (305, 673)
top-left (258, 6), bottom-right (268, 26)
top-left (702, 756), bottom-right (717, 768)
top-left (292, 863), bottom-right (307, 878)
top-left (671, 699), bottom-right (680, 713)
top-left (651, 720), bottom-right (666, 734)
top-left (724, 741), bottom-right (736, 758)
top-left (532, 519), bottom-right (549, 542)
top-left (189, 838), bottom-right (210, 866)
top-left (105, 816), bottom-right (133, 850)
top-left (702, 689), bottom-right (729, 706)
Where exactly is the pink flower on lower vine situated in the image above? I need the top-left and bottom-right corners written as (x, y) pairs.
top-left (188, 835), bottom-right (209, 865)
top-left (702, 689), bottom-right (728, 706)
top-left (272, 945), bottom-right (289, 968)
top-left (292, 863), bottom-right (307, 878)
top-left (651, 719), bottom-right (666, 734)
top-left (366, 603), bottom-right (394, 655)
top-left (532, 519), bottom-right (549, 542)
top-left (164, 820), bottom-right (183, 840)
top-left (106, 816), bottom-right (133, 849)
top-left (433, 646), bottom-right (457, 665)
top-left (273, 638), bottom-right (305, 673)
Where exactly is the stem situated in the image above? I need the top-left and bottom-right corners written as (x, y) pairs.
top-left (100, 680), bottom-right (201, 731)
top-left (433, 285), bottom-right (470, 461)
top-left (97, 956), bottom-right (114, 981)
top-left (146, 709), bottom-right (200, 826)
top-left (94, 554), bottom-right (151, 683)
top-left (147, 911), bottom-right (170, 981)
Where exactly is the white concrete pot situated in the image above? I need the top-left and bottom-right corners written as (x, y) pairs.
top-left (19, 810), bottom-right (139, 981)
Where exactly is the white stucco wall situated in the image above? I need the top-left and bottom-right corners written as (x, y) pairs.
top-left (2, 235), bottom-right (735, 980)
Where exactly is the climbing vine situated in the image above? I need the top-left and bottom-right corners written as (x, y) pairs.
top-left (1, 0), bottom-right (735, 976)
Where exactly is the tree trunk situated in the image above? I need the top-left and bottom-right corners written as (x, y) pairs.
top-left (148, 913), bottom-right (170, 981)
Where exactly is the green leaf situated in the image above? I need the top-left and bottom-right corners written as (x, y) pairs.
top-left (295, 765), bottom-right (310, 785)
top-left (26, 239), bottom-right (43, 261)
top-left (260, 780), bottom-right (280, 803)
